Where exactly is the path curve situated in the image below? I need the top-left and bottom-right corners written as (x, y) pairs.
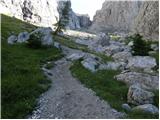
top-left (29, 46), bottom-right (124, 119)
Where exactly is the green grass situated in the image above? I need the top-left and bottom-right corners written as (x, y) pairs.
top-left (70, 60), bottom-right (128, 111)
top-left (1, 14), bottom-right (63, 118)
top-left (45, 62), bottom-right (55, 69)
top-left (127, 110), bottom-right (159, 119)
top-left (70, 60), bottom-right (159, 119)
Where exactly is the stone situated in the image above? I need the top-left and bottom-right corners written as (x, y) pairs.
top-left (67, 53), bottom-right (85, 61)
top-left (112, 51), bottom-right (132, 62)
top-left (132, 104), bottom-right (159, 114)
top-left (122, 104), bottom-right (131, 111)
top-left (75, 39), bottom-right (91, 46)
top-left (77, 14), bottom-right (92, 28)
top-left (115, 72), bottom-right (159, 90)
top-left (105, 44), bottom-right (123, 56)
top-left (127, 84), bottom-right (154, 105)
top-left (95, 33), bottom-right (110, 46)
top-left (128, 41), bottom-right (134, 46)
top-left (151, 44), bottom-right (159, 51)
top-left (17, 32), bottom-right (30, 43)
top-left (54, 42), bottom-right (61, 49)
top-left (81, 57), bottom-right (99, 72)
top-left (106, 62), bottom-right (121, 70)
top-left (7, 35), bottom-right (17, 44)
top-left (30, 27), bottom-right (53, 46)
top-left (126, 56), bottom-right (156, 71)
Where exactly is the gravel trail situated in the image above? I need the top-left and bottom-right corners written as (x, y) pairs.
top-left (29, 46), bottom-right (124, 119)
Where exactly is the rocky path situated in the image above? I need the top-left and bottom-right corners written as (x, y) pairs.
top-left (29, 46), bottom-right (123, 119)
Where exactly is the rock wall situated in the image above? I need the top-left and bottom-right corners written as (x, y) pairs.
top-left (0, 0), bottom-right (91, 29)
top-left (77, 14), bottom-right (92, 28)
top-left (90, 1), bottom-right (159, 40)
top-left (132, 1), bottom-right (159, 40)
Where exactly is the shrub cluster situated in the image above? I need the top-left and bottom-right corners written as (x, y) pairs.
top-left (131, 34), bottom-right (151, 56)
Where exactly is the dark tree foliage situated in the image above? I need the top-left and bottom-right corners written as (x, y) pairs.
top-left (54, 1), bottom-right (70, 35)
top-left (131, 34), bottom-right (151, 56)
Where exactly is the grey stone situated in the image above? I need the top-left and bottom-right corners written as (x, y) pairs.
top-left (54, 42), bottom-right (61, 49)
top-left (127, 56), bottom-right (157, 71)
top-left (30, 27), bottom-right (53, 46)
top-left (17, 32), bottom-right (30, 43)
top-left (132, 104), bottom-right (159, 114)
top-left (7, 35), bottom-right (17, 44)
top-left (122, 104), bottom-right (131, 111)
top-left (151, 44), bottom-right (159, 51)
top-left (81, 57), bottom-right (99, 72)
top-left (105, 44), bottom-right (123, 56)
top-left (67, 53), bottom-right (85, 61)
top-left (115, 72), bottom-right (159, 90)
top-left (127, 84), bottom-right (154, 105)
top-left (95, 33), bottom-right (110, 46)
top-left (112, 51), bottom-right (132, 62)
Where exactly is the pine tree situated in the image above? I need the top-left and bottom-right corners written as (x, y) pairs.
top-left (54, 1), bottom-right (70, 35)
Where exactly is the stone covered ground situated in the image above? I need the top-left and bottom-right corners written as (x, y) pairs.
top-left (8, 27), bottom-right (159, 119)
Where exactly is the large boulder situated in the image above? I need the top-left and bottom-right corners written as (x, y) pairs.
top-left (112, 51), bottom-right (132, 62)
top-left (30, 27), bottom-right (53, 46)
top-left (81, 56), bottom-right (100, 72)
top-left (132, 104), bottom-right (159, 114)
top-left (17, 32), bottom-right (30, 43)
top-left (7, 35), bottom-right (17, 44)
top-left (115, 72), bottom-right (159, 90)
top-left (67, 53), bottom-right (85, 61)
top-left (95, 33), bottom-right (110, 46)
top-left (127, 84), bottom-right (154, 105)
top-left (104, 44), bottom-right (124, 56)
top-left (126, 56), bottom-right (157, 71)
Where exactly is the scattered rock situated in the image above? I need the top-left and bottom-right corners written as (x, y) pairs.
top-left (7, 35), bottom-right (17, 44)
top-left (127, 84), bottom-right (154, 105)
top-left (81, 57), bottom-right (99, 72)
top-left (128, 41), bottom-right (134, 47)
top-left (17, 32), bottom-right (30, 43)
top-left (75, 39), bottom-right (91, 46)
top-left (122, 104), bottom-right (131, 112)
top-left (132, 104), bottom-right (159, 114)
top-left (126, 56), bottom-right (157, 71)
top-left (105, 44), bottom-right (123, 56)
top-left (112, 51), bottom-right (132, 62)
top-left (115, 72), bottom-right (159, 90)
top-left (54, 42), bottom-right (61, 49)
top-left (67, 53), bottom-right (85, 61)
top-left (95, 33), bottom-right (110, 46)
top-left (151, 44), bottom-right (159, 51)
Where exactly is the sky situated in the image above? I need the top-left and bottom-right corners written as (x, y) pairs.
top-left (70, 0), bottom-right (105, 20)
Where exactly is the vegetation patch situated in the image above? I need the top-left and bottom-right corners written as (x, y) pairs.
top-left (1, 14), bottom-right (63, 118)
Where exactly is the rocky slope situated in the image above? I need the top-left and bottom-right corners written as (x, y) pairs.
top-left (0, 0), bottom-right (91, 29)
top-left (90, 1), bottom-right (159, 40)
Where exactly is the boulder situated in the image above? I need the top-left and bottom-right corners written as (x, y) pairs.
top-left (122, 104), bottom-right (131, 111)
top-left (132, 104), bottom-right (159, 114)
top-left (151, 44), bottom-right (159, 51)
top-left (128, 41), bottom-right (134, 47)
top-left (126, 56), bottom-right (157, 71)
top-left (115, 72), bottom-right (159, 90)
top-left (95, 33), bottom-right (110, 46)
top-left (30, 27), bottom-right (53, 46)
top-left (7, 35), bottom-right (17, 44)
top-left (17, 32), bottom-right (30, 43)
top-left (81, 57), bottom-right (99, 72)
top-left (127, 84), bottom-right (154, 105)
top-left (105, 44), bottom-right (124, 56)
top-left (54, 42), bottom-right (61, 49)
top-left (67, 53), bottom-right (85, 61)
top-left (112, 51), bottom-right (132, 62)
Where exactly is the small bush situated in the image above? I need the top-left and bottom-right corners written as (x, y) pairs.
top-left (27, 32), bottom-right (43, 49)
top-left (131, 34), bottom-right (151, 56)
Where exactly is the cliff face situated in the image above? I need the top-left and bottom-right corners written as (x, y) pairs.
top-left (90, 1), bottom-right (159, 40)
top-left (0, 0), bottom-right (59, 27)
top-left (0, 0), bottom-right (91, 29)
top-left (132, 1), bottom-right (159, 40)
